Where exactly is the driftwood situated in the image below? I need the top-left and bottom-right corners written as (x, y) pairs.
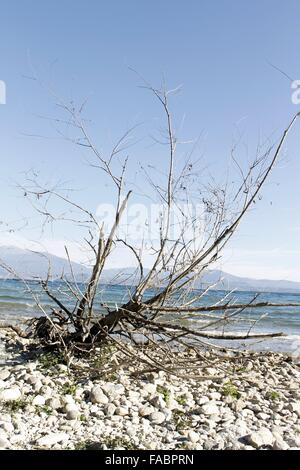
top-left (1, 79), bottom-right (299, 374)
top-left (0, 322), bottom-right (29, 338)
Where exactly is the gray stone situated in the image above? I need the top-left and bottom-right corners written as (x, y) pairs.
top-left (62, 394), bottom-right (75, 405)
top-left (210, 392), bottom-right (221, 400)
top-left (0, 387), bottom-right (21, 402)
top-left (203, 438), bottom-right (216, 450)
top-left (64, 403), bottom-right (78, 413)
top-left (198, 396), bottom-right (210, 405)
top-left (232, 399), bottom-right (246, 412)
top-left (0, 369), bottom-right (10, 381)
top-left (205, 368), bottom-right (218, 375)
top-left (188, 430), bottom-right (200, 443)
top-left (0, 422), bottom-right (14, 433)
top-left (33, 381), bottom-right (43, 392)
top-left (287, 436), bottom-right (300, 447)
top-left (139, 405), bottom-right (154, 417)
top-left (66, 410), bottom-right (79, 420)
top-left (273, 439), bottom-right (289, 450)
top-left (90, 386), bottom-right (109, 404)
top-left (143, 383), bottom-right (156, 394)
top-left (26, 375), bottom-right (40, 385)
top-left (246, 428), bottom-right (274, 448)
top-left (0, 436), bottom-right (10, 449)
top-left (288, 401), bottom-right (300, 417)
top-left (102, 382), bottom-right (125, 396)
top-left (201, 402), bottom-right (219, 416)
top-left (32, 395), bottom-right (46, 406)
top-left (116, 406), bottom-right (129, 416)
top-left (46, 398), bottom-right (61, 410)
top-left (36, 433), bottom-right (69, 448)
top-left (166, 397), bottom-right (179, 411)
top-left (149, 411), bottom-right (166, 424)
top-left (104, 404), bottom-right (116, 416)
top-left (257, 412), bottom-right (270, 421)
top-left (39, 386), bottom-right (53, 397)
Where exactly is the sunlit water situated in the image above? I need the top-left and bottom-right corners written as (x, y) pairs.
top-left (1, 278), bottom-right (300, 355)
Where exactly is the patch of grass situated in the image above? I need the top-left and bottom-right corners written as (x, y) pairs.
top-left (176, 395), bottom-right (187, 406)
top-left (157, 385), bottom-right (171, 404)
top-left (80, 414), bottom-right (87, 422)
top-left (73, 440), bottom-right (91, 450)
top-left (102, 436), bottom-right (138, 450)
top-left (266, 390), bottom-right (280, 401)
top-left (36, 405), bottom-right (53, 416)
top-left (60, 382), bottom-right (77, 396)
top-left (2, 399), bottom-right (28, 413)
top-left (38, 352), bottom-right (65, 369)
top-left (92, 344), bottom-right (117, 369)
top-left (73, 437), bottom-right (138, 450)
top-left (222, 382), bottom-right (241, 399)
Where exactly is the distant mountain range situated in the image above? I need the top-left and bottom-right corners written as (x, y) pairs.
top-left (1, 245), bottom-right (300, 294)
top-left (0, 246), bottom-right (90, 281)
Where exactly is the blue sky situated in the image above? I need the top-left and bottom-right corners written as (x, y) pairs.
top-left (0, 0), bottom-right (300, 280)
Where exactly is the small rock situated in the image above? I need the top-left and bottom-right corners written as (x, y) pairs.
top-left (149, 411), bottom-right (166, 424)
top-left (36, 433), bottom-right (69, 448)
top-left (62, 394), bottom-right (75, 405)
top-left (205, 368), bottom-right (218, 375)
top-left (64, 403), bottom-right (78, 413)
top-left (257, 412), bottom-right (270, 421)
top-left (116, 406), bottom-right (129, 416)
top-left (0, 387), bottom-right (21, 402)
top-left (201, 402), bottom-right (219, 416)
top-left (198, 396), bottom-right (210, 405)
top-left (166, 397), bottom-right (179, 410)
top-left (188, 430), bottom-right (200, 443)
top-left (104, 404), bottom-right (116, 416)
top-left (26, 362), bottom-right (37, 372)
top-left (46, 398), bottom-right (61, 410)
top-left (288, 402), bottom-right (300, 417)
top-left (287, 436), bottom-right (300, 447)
top-left (0, 436), bottom-right (10, 449)
top-left (210, 392), bottom-right (221, 401)
top-left (0, 422), bottom-right (14, 433)
top-left (246, 428), bottom-right (274, 448)
top-left (151, 395), bottom-right (167, 410)
top-left (47, 416), bottom-right (58, 427)
top-left (203, 438), bottom-right (216, 450)
top-left (0, 369), bottom-right (10, 381)
top-left (32, 395), bottom-right (46, 406)
top-left (90, 386), bottom-right (109, 405)
top-left (102, 383), bottom-right (125, 396)
top-left (26, 375), bottom-right (40, 385)
top-left (139, 405), bottom-right (154, 417)
top-left (39, 386), bottom-right (53, 397)
top-left (232, 399), bottom-right (246, 412)
top-left (143, 383), bottom-right (156, 394)
top-left (66, 410), bottom-right (79, 420)
top-left (273, 439), bottom-right (289, 450)
top-left (33, 381), bottom-right (43, 392)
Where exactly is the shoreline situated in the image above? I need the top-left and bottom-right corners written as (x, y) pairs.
top-left (0, 331), bottom-right (300, 450)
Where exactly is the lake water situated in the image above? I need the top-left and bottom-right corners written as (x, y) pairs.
top-left (1, 278), bottom-right (300, 355)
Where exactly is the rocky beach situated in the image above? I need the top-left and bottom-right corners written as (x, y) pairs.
top-left (0, 330), bottom-right (300, 451)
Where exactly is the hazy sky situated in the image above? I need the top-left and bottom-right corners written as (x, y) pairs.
top-left (0, 0), bottom-right (300, 281)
